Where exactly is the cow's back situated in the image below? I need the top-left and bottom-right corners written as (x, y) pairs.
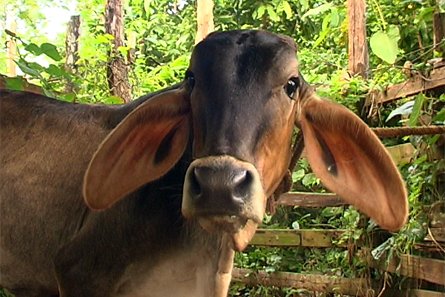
top-left (0, 91), bottom-right (118, 294)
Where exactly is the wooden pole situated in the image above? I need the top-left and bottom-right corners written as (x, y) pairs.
top-left (6, 20), bottom-right (17, 77)
top-left (105, 0), bottom-right (132, 103)
top-left (233, 268), bottom-right (376, 295)
top-left (65, 15), bottom-right (80, 94)
top-left (195, 0), bottom-right (214, 44)
top-left (433, 12), bottom-right (445, 58)
top-left (347, 0), bottom-right (368, 78)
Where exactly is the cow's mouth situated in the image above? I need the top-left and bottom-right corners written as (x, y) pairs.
top-left (197, 214), bottom-right (260, 251)
top-left (182, 156), bottom-right (267, 250)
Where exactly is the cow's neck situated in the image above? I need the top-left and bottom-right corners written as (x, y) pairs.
top-left (113, 221), bottom-right (234, 297)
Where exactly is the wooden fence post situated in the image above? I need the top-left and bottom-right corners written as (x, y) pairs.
top-left (195, 0), bottom-right (214, 44)
top-left (6, 20), bottom-right (17, 77)
top-left (433, 12), bottom-right (445, 58)
top-left (347, 0), bottom-right (368, 78)
top-left (105, 0), bottom-right (132, 103)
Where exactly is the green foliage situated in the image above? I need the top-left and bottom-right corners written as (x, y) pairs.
top-left (291, 159), bottom-right (322, 191)
top-left (0, 289), bottom-right (14, 297)
top-left (374, 149), bottom-right (443, 260)
top-left (3, 0), bottom-right (438, 100)
top-left (366, 0), bottom-right (441, 65)
top-left (3, 31), bottom-right (72, 98)
top-left (123, 0), bottom-right (196, 95)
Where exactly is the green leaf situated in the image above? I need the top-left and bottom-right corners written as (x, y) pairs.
top-left (104, 95), bottom-right (124, 104)
top-left (300, 0), bottom-right (309, 11)
top-left (302, 173), bottom-right (319, 187)
top-left (321, 207), bottom-right (342, 218)
top-left (24, 43), bottom-right (42, 56)
top-left (59, 93), bottom-right (76, 102)
top-left (313, 29), bottom-right (329, 48)
top-left (170, 56), bottom-right (188, 68)
top-left (330, 8), bottom-right (339, 27)
top-left (370, 31), bottom-right (398, 64)
top-left (40, 43), bottom-right (63, 61)
top-left (117, 46), bottom-right (130, 56)
top-left (417, 7), bottom-right (435, 22)
top-left (282, 1), bottom-right (293, 18)
top-left (321, 12), bottom-right (331, 30)
top-left (433, 108), bottom-right (445, 124)
top-left (96, 34), bottom-right (114, 44)
top-left (302, 3), bottom-right (333, 20)
top-left (427, 134), bottom-right (440, 145)
top-left (16, 60), bottom-right (41, 77)
top-left (409, 94), bottom-right (425, 127)
top-left (387, 25), bottom-right (400, 42)
top-left (256, 5), bottom-right (266, 19)
top-left (45, 64), bottom-right (65, 77)
top-left (266, 6), bottom-right (280, 22)
top-left (43, 88), bottom-right (56, 98)
top-left (143, 0), bottom-right (152, 15)
top-left (292, 169), bottom-right (305, 183)
top-left (4, 76), bottom-right (25, 91)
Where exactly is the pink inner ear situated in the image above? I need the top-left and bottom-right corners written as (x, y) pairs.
top-left (300, 98), bottom-right (408, 231)
top-left (84, 90), bottom-right (190, 210)
top-left (111, 118), bottom-right (183, 170)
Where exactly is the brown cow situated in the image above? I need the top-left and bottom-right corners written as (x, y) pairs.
top-left (0, 30), bottom-right (407, 297)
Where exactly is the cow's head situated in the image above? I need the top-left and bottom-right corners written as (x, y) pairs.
top-left (84, 30), bottom-right (408, 251)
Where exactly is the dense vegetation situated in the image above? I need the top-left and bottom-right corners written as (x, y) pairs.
top-left (1, 0), bottom-right (444, 296)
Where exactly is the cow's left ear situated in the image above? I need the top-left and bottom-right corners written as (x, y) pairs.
top-left (298, 95), bottom-right (408, 231)
top-left (84, 89), bottom-right (190, 210)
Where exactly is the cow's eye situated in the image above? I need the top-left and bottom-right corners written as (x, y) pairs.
top-left (284, 77), bottom-right (299, 99)
top-left (185, 71), bottom-right (195, 89)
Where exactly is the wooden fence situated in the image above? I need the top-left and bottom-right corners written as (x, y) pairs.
top-left (233, 193), bottom-right (445, 296)
top-left (233, 62), bottom-right (445, 296)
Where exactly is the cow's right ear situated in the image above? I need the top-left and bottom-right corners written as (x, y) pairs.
top-left (83, 89), bottom-right (190, 210)
top-left (297, 94), bottom-right (408, 232)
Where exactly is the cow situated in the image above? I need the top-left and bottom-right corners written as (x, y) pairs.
top-left (0, 30), bottom-right (408, 297)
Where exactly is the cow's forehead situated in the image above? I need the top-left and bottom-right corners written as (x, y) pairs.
top-left (190, 30), bottom-right (298, 85)
top-left (198, 30), bottom-right (296, 51)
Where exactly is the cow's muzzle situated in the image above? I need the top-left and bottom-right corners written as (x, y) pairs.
top-left (182, 155), bottom-right (266, 250)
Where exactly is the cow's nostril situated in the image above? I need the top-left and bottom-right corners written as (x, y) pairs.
top-left (232, 170), bottom-right (252, 199)
top-left (190, 167), bottom-right (203, 197)
top-left (232, 170), bottom-right (247, 185)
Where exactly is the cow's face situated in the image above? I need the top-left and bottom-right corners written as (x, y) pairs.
top-left (181, 31), bottom-right (300, 249)
top-left (84, 30), bottom-right (408, 252)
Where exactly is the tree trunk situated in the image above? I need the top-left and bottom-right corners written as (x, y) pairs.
top-left (195, 0), bottom-right (214, 44)
top-left (105, 0), bottom-right (132, 103)
top-left (347, 0), bottom-right (368, 78)
top-left (65, 15), bottom-right (80, 94)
